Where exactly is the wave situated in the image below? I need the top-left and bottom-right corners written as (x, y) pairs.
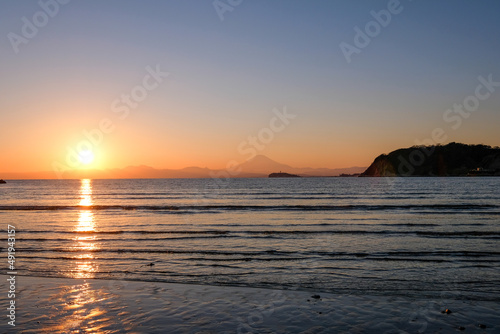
top-left (15, 249), bottom-right (500, 261)
top-left (0, 203), bottom-right (497, 212)
top-left (14, 229), bottom-right (500, 238)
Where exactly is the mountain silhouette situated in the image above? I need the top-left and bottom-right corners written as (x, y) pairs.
top-left (236, 155), bottom-right (365, 176)
top-left (237, 155), bottom-right (295, 174)
top-left (2, 155), bottom-right (366, 179)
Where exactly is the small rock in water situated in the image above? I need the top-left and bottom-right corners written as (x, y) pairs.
top-left (478, 324), bottom-right (487, 329)
top-left (441, 309), bottom-right (452, 314)
top-left (148, 263), bottom-right (155, 266)
top-left (311, 295), bottom-right (321, 300)
top-left (458, 326), bottom-right (465, 331)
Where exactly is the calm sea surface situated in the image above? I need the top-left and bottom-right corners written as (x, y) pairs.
top-left (1, 178), bottom-right (499, 300)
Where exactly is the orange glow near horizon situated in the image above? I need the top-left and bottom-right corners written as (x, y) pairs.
top-left (1, 101), bottom-right (499, 177)
top-left (1, 105), bottom-right (499, 177)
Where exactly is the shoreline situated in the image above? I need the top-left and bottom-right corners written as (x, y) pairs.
top-left (1, 275), bottom-right (499, 333)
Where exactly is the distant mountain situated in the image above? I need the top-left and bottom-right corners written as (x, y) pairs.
top-left (361, 143), bottom-right (500, 177)
top-left (237, 155), bottom-right (295, 174)
top-left (237, 155), bottom-right (366, 177)
top-left (1, 155), bottom-right (366, 179)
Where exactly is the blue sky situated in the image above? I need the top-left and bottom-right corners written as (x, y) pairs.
top-left (1, 0), bottom-right (499, 171)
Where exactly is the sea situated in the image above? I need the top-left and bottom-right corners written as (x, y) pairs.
top-left (1, 177), bottom-right (499, 301)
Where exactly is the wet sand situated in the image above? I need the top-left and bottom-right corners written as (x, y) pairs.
top-left (1, 275), bottom-right (499, 333)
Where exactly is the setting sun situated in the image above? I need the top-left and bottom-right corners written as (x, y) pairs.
top-left (78, 150), bottom-right (95, 165)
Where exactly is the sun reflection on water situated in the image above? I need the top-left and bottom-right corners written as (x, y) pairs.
top-left (79, 178), bottom-right (93, 207)
top-left (41, 282), bottom-right (115, 334)
top-left (73, 179), bottom-right (98, 279)
top-left (45, 179), bottom-right (113, 333)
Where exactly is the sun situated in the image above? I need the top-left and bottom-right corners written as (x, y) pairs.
top-left (78, 150), bottom-right (95, 165)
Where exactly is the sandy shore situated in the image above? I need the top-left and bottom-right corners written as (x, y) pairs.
top-left (1, 275), bottom-right (499, 333)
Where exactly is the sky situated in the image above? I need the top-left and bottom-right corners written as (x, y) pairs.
top-left (1, 0), bottom-right (500, 175)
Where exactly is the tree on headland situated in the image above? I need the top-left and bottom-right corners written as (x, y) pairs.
top-left (360, 143), bottom-right (500, 176)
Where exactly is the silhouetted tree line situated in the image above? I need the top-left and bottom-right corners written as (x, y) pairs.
top-left (361, 143), bottom-right (500, 176)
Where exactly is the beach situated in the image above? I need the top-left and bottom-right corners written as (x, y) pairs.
top-left (1, 275), bottom-right (499, 333)
top-left (1, 178), bottom-right (499, 332)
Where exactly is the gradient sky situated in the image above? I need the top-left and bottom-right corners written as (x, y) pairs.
top-left (1, 0), bottom-right (500, 174)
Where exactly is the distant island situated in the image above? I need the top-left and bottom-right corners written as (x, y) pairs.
top-left (269, 172), bottom-right (301, 178)
top-left (360, 143), bottom-right (500, 177)
top-left (0, 179), bottom-right (6, 184)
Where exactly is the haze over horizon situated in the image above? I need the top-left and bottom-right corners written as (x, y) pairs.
top-left (1, 0), bottom-right (500, 176)
top-left (0, 154), bottom-right (369, 179)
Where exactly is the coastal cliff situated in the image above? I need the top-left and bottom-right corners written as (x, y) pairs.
top-left (360, 143), bottom-right (500, 176)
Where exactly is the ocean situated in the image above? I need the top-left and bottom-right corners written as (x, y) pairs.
top-left (1, 177), bottom-right (499, 301)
